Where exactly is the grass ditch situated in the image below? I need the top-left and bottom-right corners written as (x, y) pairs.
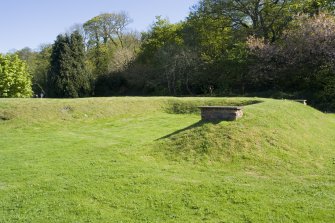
top-left (0, 111), bottom-right (15, 121)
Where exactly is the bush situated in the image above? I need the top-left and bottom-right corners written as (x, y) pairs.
top-left (94, 73), bottom-right (128, 96)
top-left (0, 54), bottom-right (32, 98)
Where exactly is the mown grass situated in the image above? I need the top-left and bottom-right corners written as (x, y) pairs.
top-left (0, 97), bottom-right (334, 222)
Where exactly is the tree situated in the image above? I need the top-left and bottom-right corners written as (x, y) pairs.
top-left (130, 17), bottom-right (187, 94)
top-left (32, 44), bottom-right (52, 95)
top-left (108, 31), bottom-right (141, 72)
top-left (297, 0), bottom-right (335, 15)
top-left (16, 45), bottom-right (52, 96)
top-left (184, 7), bottom-right (233, 63)
top-left (15, 47), bottom-right (36, 68)
top-left (83, 12), bottom-right (133, 77)
top-left (247, 13), bottom-right (335, 110)
top-left (156, 45), bottom-right (199, 95)
top-left (0, 54), bottom-right (32, 98)
top-left (181, 2), bottom-right (254, 95)
top-left (47, 31), bottom-right (91, 98)
top-left (194, 0), bottom-right (298, 42)
top-left (83, 12), bottom-right (132, 48)
top-left (138, 17), bottom-right (183, 63)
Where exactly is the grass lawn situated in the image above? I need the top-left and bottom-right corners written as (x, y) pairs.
top-left (0, 97), bottom-right (334, 222)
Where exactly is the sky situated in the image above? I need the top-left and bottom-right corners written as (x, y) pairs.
top-left (0, 0), bottom-right (199, 53)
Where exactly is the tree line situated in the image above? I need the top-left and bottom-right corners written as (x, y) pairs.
top-left (1, 0), bottom-right (335, 111)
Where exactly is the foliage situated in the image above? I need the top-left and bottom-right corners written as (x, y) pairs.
top-left (10, 5), bottom-right (335, 109)
top-left (0, 54), bottom-right (32, 98)
top-left (297, 0), bottom-right (335, 15)
top-left (247, 13), bottom-right (335, 110)
top-left (47, 31), bottom-right (91, 98)
top-left (194, 0), bottom-right (297, 42)
top-left (83, 12), bottom-right (136, 79)
top-left (16, 45), bottom-right (52, 96)
top-left (138, 17), bottom-right (183, 64)
top-left (128, 0), bottom-right (334, 107)
top-left (126, 17), bottom-right (189, 95)
top-left (108, 32), bottom-right (141, 73)
top-left (94, 72), bottom-right (128, 96)
top-left (83, 12), bottom-right (132, 48)
top-left (184, 7), bottom-right (233, 63)
top-left (154, 45), bottom-right (200, 95)
top-left (32, 45), bottom-right (52, 95)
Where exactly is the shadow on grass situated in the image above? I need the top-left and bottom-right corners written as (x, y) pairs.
top-left (156, 120), bottom-right (221, 141)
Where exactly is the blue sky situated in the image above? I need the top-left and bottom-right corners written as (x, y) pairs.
top-left (0, 0), bottom-right (199, 53)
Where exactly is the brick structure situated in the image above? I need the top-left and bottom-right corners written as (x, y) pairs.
top-left (198, 106), bottom-right (243, 121)
top-left (294, 100), bottom-right (307, 105)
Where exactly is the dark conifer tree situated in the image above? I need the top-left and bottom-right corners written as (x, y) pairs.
top-left (47, 31), bottom-right (90, 98)
top-left (68, 31), bottom-right (91, 97)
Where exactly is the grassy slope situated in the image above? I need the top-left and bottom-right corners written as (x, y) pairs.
top-left (0, 97), bottom-right (334, 222)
